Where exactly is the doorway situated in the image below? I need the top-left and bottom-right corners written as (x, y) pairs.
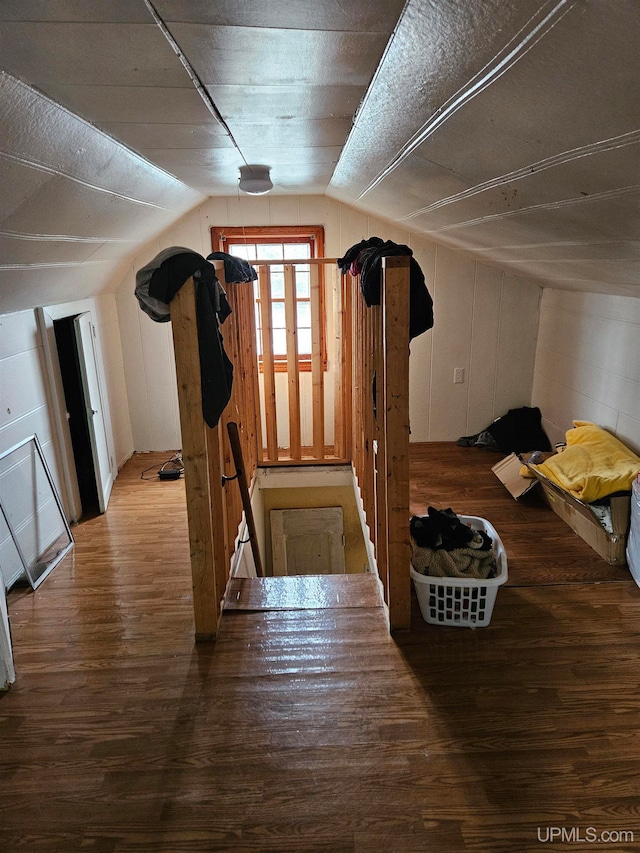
top-left (54, 316), bottom-right (100, 516)
top-left (52, 313), bottom-right (117, 519)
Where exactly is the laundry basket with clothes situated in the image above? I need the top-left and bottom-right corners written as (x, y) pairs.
top-left (410, 509), bottom-right (508, 628)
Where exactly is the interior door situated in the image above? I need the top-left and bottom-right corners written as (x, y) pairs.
top-left (270, 507), bottom-right (346, 576)
top-left (73, 313), bottom-right (113, 513)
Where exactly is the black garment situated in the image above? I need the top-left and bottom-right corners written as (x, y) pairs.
top-left (206, 252), bottom-right (258, 284)
top-left (486, 406), bottom-right (551, 453)
top-left (194, 277), bottom-right (234, 429)
top-left (337, 237), bottom-right (383, 275)
top-left (410, 507), bottom-right (492, 552)
top-left (136, 248), bottom-right (233, 428)
top-left (148, 251), bottom-right (231, 322)
top-left (457, 430), bottom-right (501, 451)
top-left (338, 237), bottom-right (434, 340)
top-left (458, 406), bottom-right (551, 454)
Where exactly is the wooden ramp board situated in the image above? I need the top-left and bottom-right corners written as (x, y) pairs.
top-left (224, 573), bottom-right (383, 611)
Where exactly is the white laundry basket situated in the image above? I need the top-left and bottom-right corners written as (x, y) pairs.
top-left (410, 516), bottom-right (508, 628)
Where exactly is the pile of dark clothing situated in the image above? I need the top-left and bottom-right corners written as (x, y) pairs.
top-left (410, 507), bottom-right (497, 580)
top-left (337, 237), bottom-right (434, 340)
top-left (135, 247), bottom-right (256, 428)
top-left (458, 406), bottom-right (552, 454)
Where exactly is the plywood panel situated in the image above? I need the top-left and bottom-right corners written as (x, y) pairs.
top-left (428, 246), bottom-right (475, 440)
top-left (140, 317), bottom-right (181, 450)
top-left (493, 275), bottom-right (541, 418)
top-left (467, 264), bottom-right (502, 433)
top-left (0, 348), bottom-right (49, 430)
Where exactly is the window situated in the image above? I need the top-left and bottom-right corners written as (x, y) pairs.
top-left (210, 226), bottom-right (325, 371)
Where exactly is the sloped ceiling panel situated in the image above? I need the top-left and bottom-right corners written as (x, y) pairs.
top-left (331, 0), bottom-right (640, 296)
top-left (0, 0), bottom-right (637, 310)
top-left (0, 0), bottom-right (406, 196)
top-left (0, 73), bottom-right (203, 314)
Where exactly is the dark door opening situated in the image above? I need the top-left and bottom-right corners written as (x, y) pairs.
top-left (53, 316), bottom-right (101, 518)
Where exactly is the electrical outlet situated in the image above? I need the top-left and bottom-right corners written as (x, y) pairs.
top-left (454, 367), bottom-right (465, 384)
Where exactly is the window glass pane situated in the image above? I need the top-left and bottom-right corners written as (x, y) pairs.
top-left (270, 269), bottom-right (284, 298)
top-left (259, 244), bottom-right (284, 261)
top-left (284, 243), bottom-right (310, 259)
top-left (272, 301), bottom-right (286, 329)
top-left (222, 231), bottom-right (322, 365)
top-left (297, 328), bottom-right (312, 354)
top-left (229, 243), bottom-right (256, 261)
top-left (272, 329), bottom-right (286, 355)
top-left (297, 302), bottom-right (311, 327)
top-left (295, 270), bottom-right (310, 298)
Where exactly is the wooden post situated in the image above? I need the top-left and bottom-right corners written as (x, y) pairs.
top-left (310, 263), bottom-right (325, 459)
top-left (284, 264), bottom-right (301, 459)
top-left (373, 303), bottom-right (389, 602)
top-left (170, 277), bottom-right (219, 640)
top-left (382, 256), bottom-right (411, 632)
top-left (259, 266), bottom-right (278, 460)
top-left (333, 273), bottom-right (347, 460)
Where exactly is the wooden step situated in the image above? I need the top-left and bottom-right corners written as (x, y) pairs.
top-left (224, 572), bottom-right (383, 611)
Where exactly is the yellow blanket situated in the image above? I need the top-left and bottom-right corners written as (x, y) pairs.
top-left (529, 421), bottom-right (640, 503)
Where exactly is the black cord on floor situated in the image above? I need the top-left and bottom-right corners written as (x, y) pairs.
top-left (140, 452), bottom-right (184, 480)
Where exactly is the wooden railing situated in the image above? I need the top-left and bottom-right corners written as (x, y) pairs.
top-left (344, 256), bottom-right (412, 631)
top-left (171, 255), bottom-right (412, 637)
top-left (252, 259), bottom-right (343, 463)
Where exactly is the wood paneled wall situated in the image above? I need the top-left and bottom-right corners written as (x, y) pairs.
top-left (533, 289), bottom-right (640, 454)
top-left (116, 194), bottom-right (544, 453)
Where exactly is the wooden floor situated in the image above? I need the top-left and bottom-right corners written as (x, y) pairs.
top-left (2, 445), bottom-right (640, 852)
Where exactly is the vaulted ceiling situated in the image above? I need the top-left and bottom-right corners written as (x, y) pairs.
top-left (0, 0), bottom-right (638, 314)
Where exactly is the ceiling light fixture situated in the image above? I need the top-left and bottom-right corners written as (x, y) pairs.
top-left (238, 165), bottom-right (273, 195)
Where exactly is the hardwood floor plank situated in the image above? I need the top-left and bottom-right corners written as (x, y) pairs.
top-left (410, 442), bottom-right (630, 585)
top-left (2, 447), bottom-right (640, 852)
top-left (224, 574), bottom-right (382, 610)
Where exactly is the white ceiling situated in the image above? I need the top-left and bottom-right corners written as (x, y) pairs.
top-left (0, 0), bottom-right (638, 313)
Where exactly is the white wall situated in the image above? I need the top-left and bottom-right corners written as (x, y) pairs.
top-left (0, 309), bottom-right (63, 588)
top-left (0, 295), bottom-right (133, 588)
top-left (40, 294), bottom-right (133, 473)
top-left (533, 290), bottom-right (640, 454)
top-left (116, 195), bottom-right (544, 450)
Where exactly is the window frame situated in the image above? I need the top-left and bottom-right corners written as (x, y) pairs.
top-left (210, 225), bottom-right (326, 372)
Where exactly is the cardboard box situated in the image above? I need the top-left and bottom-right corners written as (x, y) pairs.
top-left (493, 452), bottom-right (630, 565)
top-left (492, 453), bottom-right (541, 500)
top-left (529, 467), bottom-right (629, 565)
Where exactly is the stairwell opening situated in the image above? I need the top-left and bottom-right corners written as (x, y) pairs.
top-left (231, 465), bottom-right (376, 580)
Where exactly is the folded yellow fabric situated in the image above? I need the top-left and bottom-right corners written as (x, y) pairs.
top-left (530, 421), bottom-right (640, 502)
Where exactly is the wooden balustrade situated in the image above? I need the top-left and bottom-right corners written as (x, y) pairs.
top-left (170, 255), bottom-right (412, 637)
top-left (346, 256), bottom-right (412, 631)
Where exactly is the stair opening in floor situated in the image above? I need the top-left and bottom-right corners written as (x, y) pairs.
top-left (231, 464), bottom-right (376, 580)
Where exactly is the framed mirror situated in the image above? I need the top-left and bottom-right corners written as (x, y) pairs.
top-left (0, 434), bottom-right (73, 590)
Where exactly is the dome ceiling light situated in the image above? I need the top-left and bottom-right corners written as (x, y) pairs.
top-left (238, 165), bottom-right (273, 195)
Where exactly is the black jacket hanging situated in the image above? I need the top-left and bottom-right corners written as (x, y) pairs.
top-left (337, 237), bottom-right (434, 340)
top-left (135, 247), bottom-right (233, 428)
